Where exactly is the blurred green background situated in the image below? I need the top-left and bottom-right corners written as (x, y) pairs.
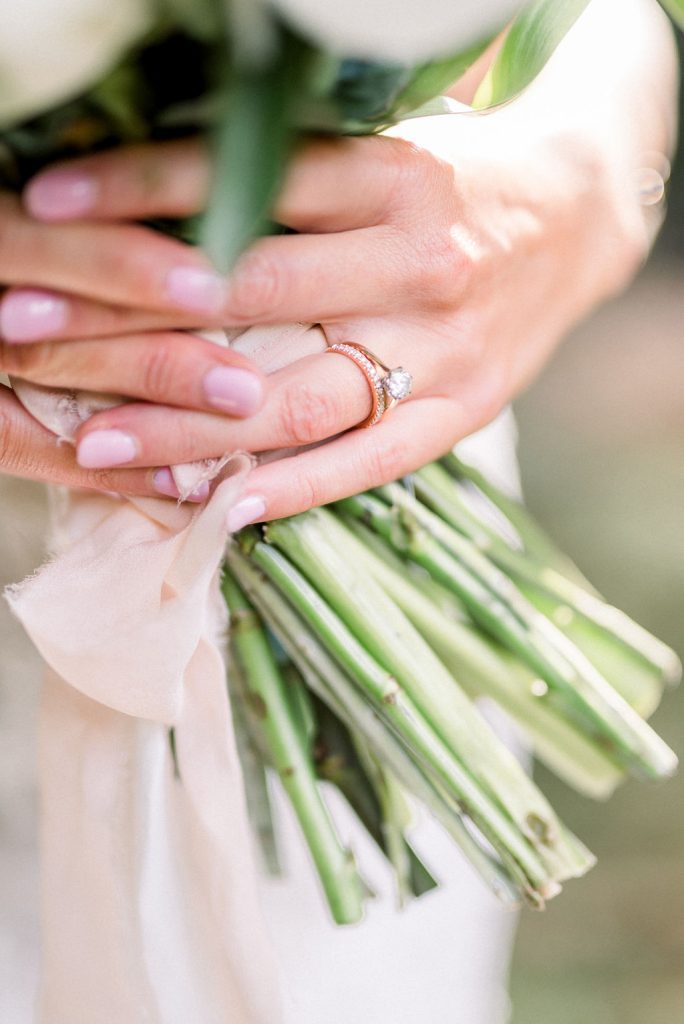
top-left (509, 47), bottom-right (684, 1017)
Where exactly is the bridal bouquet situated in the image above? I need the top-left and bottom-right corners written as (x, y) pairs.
top-left (2, 0), bottom-right (682, 928)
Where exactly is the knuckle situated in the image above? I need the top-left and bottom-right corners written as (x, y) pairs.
top-left (412, 226), bottom-right (473, 307)
top-left (0, 339), bottom-right (52, 378)
top-left (292, 469), bottom-right (325, 514)
top-left (381, 137), bottom-right (433, 200)
top-left (140, 343), bottom-right (177, 401)
top-left (227, 250), bottom-right (286, 320)
top-left (360, 434), bottom-right (406, 486)
top-left (83, 468), bottom-right (125, 493)
top-left (277, 381), bottom-right (340, 447)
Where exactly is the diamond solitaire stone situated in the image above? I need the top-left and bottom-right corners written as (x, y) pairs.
top-left (384, 368), bottom-right (412, 401)
top-left (326, 342), bottom-right (412, 426)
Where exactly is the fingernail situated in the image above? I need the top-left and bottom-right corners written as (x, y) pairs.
top-left (153, 468), bottom-right (210, 503)
top-left (203, 366), bottom-right (263, 416)
top-left (25, 169), bottom-right (98, 220)
top-left (0, 289), bottom-right (68, 342)
top-left (152, 467), bottom-right (180, 498)
top-left (226, 495), bottom-right (266, 533)
top-left (165, 267), bottom-right (225, 315)
top-left (77, 430), bottom-right (138, 469)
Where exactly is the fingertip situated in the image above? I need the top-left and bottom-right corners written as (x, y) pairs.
top-left (151, 467), bottom-right (180, 498)
top-left (202, 365), bottom-right (264, 417)
top-left (77, 429), bottom-right (138, 469)
top-left (0, 288), bottom-right (69, 342)
top-left (226, 494), bottom-right (267, 533)
top-left (152, 467), bottom-right (211, 503)
top-left (24, 168), bottom-right (99, 221)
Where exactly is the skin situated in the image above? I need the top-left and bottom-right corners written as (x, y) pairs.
top-left (0, 0), bottom-right (677, 520)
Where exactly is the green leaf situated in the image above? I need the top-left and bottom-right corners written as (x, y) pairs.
top-left (200, 75), bottom-right (288, 272)
top-left (294, 44), bottom-right (492, 134)
top-left (658, 0), bottom-right (684, 30)
top-left (389, 39), bottom-right (492, 119)
top-left (474, 0), bottom-right (592, 108)
top-left (200, 34), bottom-right (311, 272)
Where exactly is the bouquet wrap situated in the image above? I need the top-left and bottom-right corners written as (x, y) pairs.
top-left (6, 322), bottom-right (329, 1021)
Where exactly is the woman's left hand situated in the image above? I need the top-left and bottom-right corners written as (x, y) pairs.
top-left (4, 103), bottom-right (647, 526)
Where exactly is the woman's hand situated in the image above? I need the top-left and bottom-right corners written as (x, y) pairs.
top-left (0, 178), bottom-right (274, 497)
top-left (0, 383), bottom-right (174, 498)
top-left (5, 93), bottom-right (648, 522)
top-left (0, 0), bottom-right (674, 514)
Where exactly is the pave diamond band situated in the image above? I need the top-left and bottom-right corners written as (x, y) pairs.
top-left (328, 343), bottom-right (386, 427)
top-left (327, 342), bottom-right (413, 428)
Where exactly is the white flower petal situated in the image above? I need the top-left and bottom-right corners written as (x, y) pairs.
top-left (0, 0), bottom-right (154, 127)
top-left (269, 0), bottom-right (523, 62)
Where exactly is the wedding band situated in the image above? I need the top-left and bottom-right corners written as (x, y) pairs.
top-left (327, 342), bottom-right (413, 428)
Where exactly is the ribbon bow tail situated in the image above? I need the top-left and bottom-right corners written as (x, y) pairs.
top-left (6, 474), bottom-right (282, 1023)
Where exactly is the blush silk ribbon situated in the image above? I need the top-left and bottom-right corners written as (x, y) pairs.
top-left (6, 322), bottom-right (327, 1023)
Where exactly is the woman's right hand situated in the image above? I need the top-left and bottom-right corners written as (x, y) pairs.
top-left (0, 187), bottom-right (270, 499)
top-left (0, 383), bottom-right (170, 497)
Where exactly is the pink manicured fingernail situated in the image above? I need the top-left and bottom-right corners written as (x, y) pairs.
top-left (25, 169), bottom-right (99, 220)
top-left (165, 267), bottom-right (225, 315)
top-left (203, 366), bottom-right (263, 416)
top-left (152, 467), bottom-right (180, 498)
top-left (226, 496), bottom-right (266, 533)
top-left (0, 289), bottom-right (68, 342)
top-left (153, 468), bottom-right (209, 503)
top-left (77, 430), bottom-right (138, 469)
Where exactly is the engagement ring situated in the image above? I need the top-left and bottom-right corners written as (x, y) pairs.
top-left (327, 342), bottom-right (413, 428)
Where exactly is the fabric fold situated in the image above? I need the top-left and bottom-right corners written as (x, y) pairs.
top-left (8, 466), bottom-right (282, 1022)
top-left (4, 322), bottom-right (331, 1023)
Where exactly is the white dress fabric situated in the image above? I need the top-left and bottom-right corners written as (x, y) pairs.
top-left (7, 321), bottom-right (521, 1023)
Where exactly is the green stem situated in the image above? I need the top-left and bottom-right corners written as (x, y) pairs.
top-left (250, 521), bottom-right (590, 888)
top-left (418, 461), bottom-right (681, 685)
top-left (355, 487), bottom-right (676, 781)
top-left (225, 649), bottom-right (281, 874)
top-left (223, 571), bottom-right (365, 924)
top-left (226, 544), bottom-right (531, 906)
top-left (334, 511), bottom-right (625, 800)
top-left (441, 452), bottom-right (592, 585)
top-left (520, 586), bottom-right (666, 717)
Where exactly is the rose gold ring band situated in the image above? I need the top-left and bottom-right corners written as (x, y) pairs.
top-left (326, 342), bottom-right (413, 428)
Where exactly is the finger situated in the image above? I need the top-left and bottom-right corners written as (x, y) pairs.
top-left (0, 193), bottom-right (225, 318)
top-left (218, 228), bottom-right (419, 325)
top-left (72, 352), bottom-right (369, 468)
top-left (0, 383), bottom-right (178, 499)
top-left (1, 332), bottom-right (265, 415)
top-left (226, 397), bottom-right (467, 526)
top-left (0, 287), bottom-right (222, 344)
top-left (24, 135), bottom-right (414, 231)
top-left (72, 341), bottom-right (431, 469)
top-left (3, 194), bottom-right (415, 323)
top-left (278, 135), bottom-right (419, 231)
top-left (24, 139), bottom-right (211, 222)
